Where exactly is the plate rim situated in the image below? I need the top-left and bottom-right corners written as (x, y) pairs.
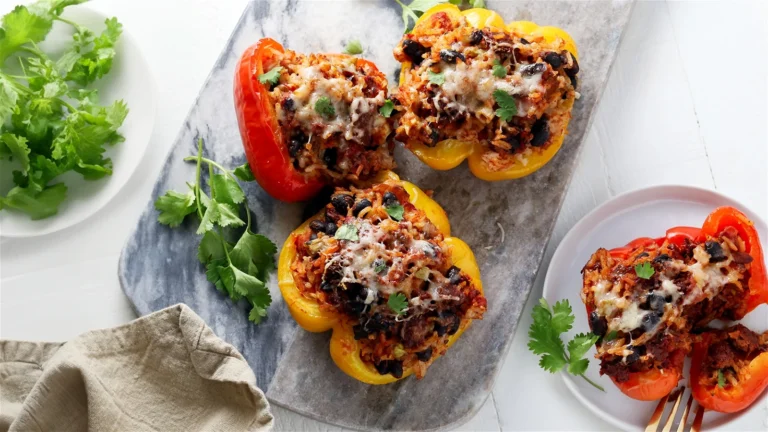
top-left (0, 5), bottom-right (157, 238)
top-left (543, 184), bottom-right (767, 431)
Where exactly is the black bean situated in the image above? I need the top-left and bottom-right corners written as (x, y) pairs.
top-left (566, 55), bottom-right (579, 77)
top-left (435, 323), bottom-right (447, 337)
top-left (625, 346), bottom-right (642, 364)
top-left (325, 222), bottom-right (337, 235)
top-left (519, 38), bottom-right (530, 45)
top-left (705, 240), bottom-right (727, 263)
top-left (429, 128), bottom-right (441, 146)
top-left (543, 52), bottom-right (562, 68)
top-left (282, 98), bottom-right (295, 112)
top-left (374, 361), bottom-right (390, 375)
top-left (352, 199), bottom-right (372, 216)
top-left (469, 30), bottom-right (484, 45)
top-left (353, 325), bottom-right (369, 340)
top-left (589, 311), bottom-right (608, 337)
top-left (641, 311), bottom-right (661, 332)
top-left (569, 75), bottom-right (577, 89)
top-left (309, 220), bottom-right (326, 233)
top-left (506, 135), bottom-right (521, 153)
top-left (365, 313), bottom-right (391, 333)
top-left (438, 311), bottom-right (461, 336)
top-left (389, 360), bottom-right (404, 378)
top-left (529, 118), bottom-right (550, 147)
top-left (446, 266), bottom-right (462, 285)
top-left (521, 62), bottom-right (546, 76)
top-left (320, 281), bottom-right (334, 292)
top-left (331, 194), bottom-right (355, 214)
top-left (322, 148), bottom-right (337, 168)
top-left (416, 347), bottom-right (433, 362)
top-left (402, 39), bottom-right (429, 65)
top-left (383, 192), bottom-right (399, 207)
top-left (288, 132), bottom-right (307, 158)
top-left (653, 254), bottom-right (671, 263)
top-left (440, 49), bottom-right (465, 64)
top-left (645, 293), bottom-right (666, 312)
top-left (636, 252), bottom-right (649, 259)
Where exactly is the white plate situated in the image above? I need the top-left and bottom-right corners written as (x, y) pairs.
top-left (0, 6), bottom-right (155, 237)
top-left (543, 185), bottom-right (768, 431)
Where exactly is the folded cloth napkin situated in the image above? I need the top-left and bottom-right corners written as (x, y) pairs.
top-left (0, 304), bottom-right (273, 432)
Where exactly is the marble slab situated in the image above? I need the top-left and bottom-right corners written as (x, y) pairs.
top-left (119, 1), bottom-right (633, 430)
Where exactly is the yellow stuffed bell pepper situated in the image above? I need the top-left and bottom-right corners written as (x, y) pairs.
top-left (277, 171), bottom-right (485, 384)
top-left (394, 4), bottom-right (579, 181)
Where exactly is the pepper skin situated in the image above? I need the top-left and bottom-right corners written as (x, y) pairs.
top-left (397, 4), bottom-right (578, 181)
top-left (690, 332), bottom-right (768, 413)
top-left (234, 38), bottom-right (388, 202)
top-left (611, 353), bottom-right (684, 401)
top-left (277, 171), bottom-right (482, 384)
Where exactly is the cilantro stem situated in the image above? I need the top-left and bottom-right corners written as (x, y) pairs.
top-left (54, 17), bottom-right (80, 28)
top-left (183, 155), bottom-right (252, 230)
top-left (193, 138), bottom-right (204, 219)
top-left (578, 374), bottom-right (605, 392)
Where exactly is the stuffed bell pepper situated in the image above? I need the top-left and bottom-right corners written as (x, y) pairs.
top-left (278, 172), bottom-right (487, 384)
top-left (690, 324), bottom-right (768, 413)
top-left (392, 4), bottom-right (579, 181)
top-left (234, 38), bottom-right (396, 202)
top-left (580, 206), bottom-right (768, 401)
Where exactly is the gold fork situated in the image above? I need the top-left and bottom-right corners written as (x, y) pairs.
top-left (645, 387), bottom-right (705, 432)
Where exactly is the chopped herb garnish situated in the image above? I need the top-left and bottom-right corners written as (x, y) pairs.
top-left (334, 224), bottom-right (359, 241)
top-left (388, 292), bottom-right (408, 316)
top-left (314, 96), bottom-right (336, 119)
top-left (379, 99), bottom-right (395, 118)
top-left (385, 204), bottom-right (404, 221)
top-left (428, 70), bottom-right (445, 85)
top-left (258, 66), bottom-right (283, 86)
top-left (374, 261), bottom-right (387, 273)
top-left (634, 262), bottom-right (654, 279)
top-left (492, 59), bottom-right (507, 78)
top-left (413, 267), bottom-right (430, 280)
top-left (603, 330), bottom-right (618, 342)
top-left (493, 89), bottom-right (517, 122)
top-left (717, 369), bottom-right (726, 388)
top-left (343, 39), bottom-right (363, 55)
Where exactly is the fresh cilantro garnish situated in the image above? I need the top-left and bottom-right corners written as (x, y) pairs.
top-left (374, 261), bottom-right (387, 274)
top-left (492, 59), bottom-right (507, 78)
top-left (0, 1), bottom-right (128, 220)
top-left (388, 292), bottom-right (408, 316)
top-left (634, 262), bottom-right (654, 279)
top-left (258, 66), bottom-right (283, 86)
top-left (155, 138), bottom-right (277, 324)
top-left (603, 330), bottom-right (618, 342)
top-left (385, 204), bottom-right (404, 221)
top-left (232, 163), bottom-right (255, 181)
top-left (493, 89), bottom-right (517, 122)
top-left (528, 298), bottom-right (604, 391)
top-left (395, 0), bottom-right (486, 33)
top-left (717, 369), bottom-right (726, 388)
top-left (335, 224), bottom-right (359, 241)
top-left (379, 99), bottom-right (395, 118)
top-left (343, 39), bottom-right (363, 55)
top-left (314, 96), bottom-right (336, 119)
top-left (428, 70), bottom-right (445, 86)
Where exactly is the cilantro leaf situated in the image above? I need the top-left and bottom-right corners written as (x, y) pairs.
top-left (196, 199), bottom-right (220, 234)
top-left (374, 261), bottom-right (387, 273)
top-left (154, 189), bottom-right (196, 227)
top-left (385, 204), bottom-right (404, 221)
top-left (210, 174), bottom-right (245, 206)
top-left (1, 133), bottom-right (30, 173)
top-left (343, 39), bottom-right (363, 55)
top-left (551, 299), bottom-right (575, 334)
top-left (0, 183), bottom-right (67, 220)
top-left (428, 70), bottom-right (445, 85)
top-left (0, 75), bottom-right (20, 123)
top-left (492, 59), bottom-right (507, 78)
top-left (216, 202), bottom-right (245, 228)
top-left (229, 230), bottom-right (277, 281)
top-left (395, 0), bottom-right (446, 33)
top-left (258, 66), bottom-right (283, 86)
top-left (0, 5), bottom-right (53, 63)
top-left (388, 292), bottom-right (408, 316)
top-left (379, 99), bottom-right (395, 118)
top-left (567, 332), bottom-right (599, 360)
top-left (66, 17), bottom-right (122, 86)
top-left (635, 262), bottom-right (654, 279)
top-left (232, 163), bottom-right (255, 181)
top-left (335, 224), bottom-right (359, 241)
top-left (539, 354), bottom-right (567, 373)
top-left (717, 369), bottom-right (726, 388)
top-left (567, 358), bottom-right (589, 376)
top-left (314, 96), bottom-right (336, 119)
top-left (493, 89), bottom-right (517, 122)
top-left (197, 231), bottom-right (229, 264)
top-left (603, 330), bottom-right (618, 342)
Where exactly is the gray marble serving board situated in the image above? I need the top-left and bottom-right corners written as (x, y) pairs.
top-left (119, 1), bottom-right (633, 430)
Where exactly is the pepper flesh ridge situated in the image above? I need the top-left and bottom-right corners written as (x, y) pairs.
top-left (398, 5), bottom-right (579, 181)
top-left (277, 171), bottom-right (483, 384)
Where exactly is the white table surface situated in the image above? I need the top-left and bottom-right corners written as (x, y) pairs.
top-left (1, 0), bottom-right (767, 430)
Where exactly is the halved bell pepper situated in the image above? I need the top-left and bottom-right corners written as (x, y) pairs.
top-left (277, 171), bottom-right (482, 384)
top-left (234, 38), bottom-right (388, 202)
top-left (690, 330), bottom-right (768, 413)
top-left (611, 353), bottom-right (684, 401)
top-left (608, 206), bottom-right (768, 316)
top-left (398, 4), bottom-right (578, 181)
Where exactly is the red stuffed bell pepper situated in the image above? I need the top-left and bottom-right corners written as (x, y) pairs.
top-left (581, 206), bottom-right (768, 401)
top-left (690, 325), bottom-right (768, 413)
top-left (234, 38), bottom-right (396, 202)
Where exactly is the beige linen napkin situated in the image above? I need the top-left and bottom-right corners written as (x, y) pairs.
top-left (0, 304), bottom-right (273, 432)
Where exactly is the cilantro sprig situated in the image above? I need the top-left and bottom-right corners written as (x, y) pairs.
top-left (492, 59), bottom-right (507, 78)
top-left (388, 292), bottom-right (408, 316)
top-left (258, 66), bottom-right (282, 86)
top-left (428, 70), bottom-right (445, 86)
top-left (343, 39), bottom-right (363, 55)
top-left (314, 96), bottom-right (335, 119)
top-left (155, 138), bottom-right (277, 324)
top-left (493, 89), bottom-right (517, 122)
top-left (0, 0), bottom-right (127, 220)
top-left (528, 298), bottom-right (604, 391)
top-left (379, 99), bottom-right (395, 118)
top-left (635, 262), bottom-right (654, 279)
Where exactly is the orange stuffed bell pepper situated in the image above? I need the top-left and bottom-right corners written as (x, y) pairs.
top-left (392, 4), bottom-right (579, 181)
top-left (234, 38), bottom-right (396, 202)
top-left (278, 171), bottom-right (486, 384)
top-left (690, 325), bottom-right (768, 413)
top-left (582, 206), bottom-right (768, 401)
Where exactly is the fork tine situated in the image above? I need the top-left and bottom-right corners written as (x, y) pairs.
top-left (661, 389), bottom-right (686, 432)
top-left (675, 394), bottom-right (695, 432)
top-left (645, 392), bottom-right (671, 432)
top-left (690, 404), bottom-right (705, 432)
